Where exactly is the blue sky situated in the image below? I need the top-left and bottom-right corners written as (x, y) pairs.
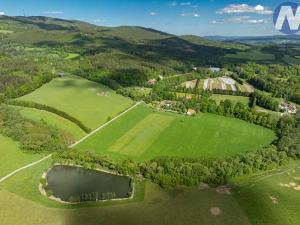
top-left (0, 0), bottom-right (285, 36)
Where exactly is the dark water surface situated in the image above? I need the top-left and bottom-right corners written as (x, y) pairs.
top-left (45, 165), bottom-right (132, 202)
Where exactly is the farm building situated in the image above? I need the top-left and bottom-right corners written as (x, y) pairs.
top-left (279, 103), bottom-right (298, 114)
top-left (148, 79), bottom-right (157, 85)
top-left (209, 67), bottom-right (221, 73)
top-left (187, 109), bottom-right (196, 116)
top-left (185, 95), bottom-right (193, 100)
top-left (160, 100), bottom-right (173, 108)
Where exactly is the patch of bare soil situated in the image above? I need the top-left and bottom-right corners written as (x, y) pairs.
top-left (279, 182), bottom-right (300, 191)
top-left (97, 92), bottom-right (108, 96)
top-left (198, 182), bottom-right (209, 190)
top-left (216, 185), bottom-right (231, 195)
top-left (210, 207), bottom-right (222, 216)
top-left (269, 196), bottom-right (278, 204)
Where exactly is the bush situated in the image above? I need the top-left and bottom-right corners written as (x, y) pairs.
top-left (0, 105), bottom-right (68, 153)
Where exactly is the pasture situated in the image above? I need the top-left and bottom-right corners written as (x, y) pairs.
top-left (18, 75), bottom-right (133, 129)
top-left (0, 135), bottom-right (44, 178)
top-left (233, 161), bottom-right (300, 225)
top-left (75, 104), bottom-right (276, 161)
top-left (210, 94), bottom-right (250, 105)
top-left (224, 50), bottom-right (275, 62)
top-left (12, 106), bottom-right (86, 141)
top-left (0, 156), bottom-right (251, 225)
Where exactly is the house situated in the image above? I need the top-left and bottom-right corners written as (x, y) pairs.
top-left (160, 100), bottom-right (173, 108)
top-left (279, 103), bottom-right (298, 114)
top-left (187, 108), bottom-right (196, 116)
top-left (209, 66), bottom-right (221, 73)
top-left (57, 72), bottom-right (66, 77)
top-left (185, 95), bottom-right (193, 100)
top-left (148, 79), bottom-right (157, 85)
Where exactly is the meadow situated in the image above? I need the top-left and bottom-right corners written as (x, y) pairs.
top-left (224, 50), bottom-right (275, 62)
top-left (233, 161), bottom-right (300, 225)
top-left (75, 104), bottom-right (276, 161)
top-left (210, 94), bottom-right (250, 105)
top-left (13, 106), bottom-right (86, 141)
top-left (18, 75), bottom-right (133, 129)
top-left (0, 156), bottom-right (251, 225)
top-left (0, 135), bottom-right (44, 178)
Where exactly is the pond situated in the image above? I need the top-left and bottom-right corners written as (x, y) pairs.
top-left (44, 165), bottom-right (133, 203)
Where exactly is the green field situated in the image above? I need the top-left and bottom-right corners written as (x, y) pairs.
top-left (75, 104), bottom-right (276, 161)
top-left (11, 106), bottom-right (86, 140)
top-left (210, 94), bottom-right (250, 105)
top-left (0, 29), bottom-right (13, 34)
top-left (12, 106), bottom-right (86, 141)
top-left (224, 50), bottom-right (275, 61)
top-left (65, 53), bottom-right (80, 60)
top-left (19, 75), bottom-right (133, 129)
top-left (0, 135), bottom-right (44, 178)
top-left (233, 161), bottom-right (300, 225)
top-left (0, 156), bottom-right (251, 225)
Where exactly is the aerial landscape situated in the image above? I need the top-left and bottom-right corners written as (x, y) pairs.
top-left (0, 0), bottom-right (299, 225)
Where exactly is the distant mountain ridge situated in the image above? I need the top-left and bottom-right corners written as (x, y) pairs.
top-left (205, 35), bottom-right (300, 45)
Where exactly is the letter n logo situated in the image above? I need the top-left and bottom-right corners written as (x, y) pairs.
top-left (273, 2), bottom-right (300, 34)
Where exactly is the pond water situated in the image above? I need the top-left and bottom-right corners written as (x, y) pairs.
top-left (45, 165), bottom-right (132, 203)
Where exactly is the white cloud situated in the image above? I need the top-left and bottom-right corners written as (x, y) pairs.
top-left (180, 12), bottom-right (189, 17)
top-left (149, 12), bottom-right (158, 16)
top-left (93, 19), bottom-right (106, 23)
top-left (210, 16), bottom-right (266, 24)
top-left (179, 12), bottom-right (200, 17)
top-left (44, 11), bottom-right (64, 14)
top-left (0, 11), bottom-right (5, 16)
top-left (181, 2), bottom-right (191, 6)
top-left (217, 4), bottom-right (272, 15)
top-left (210, 20), bottom-right (222, 24)
top-left (226, 16), bottom-right (266, 24)
top-left (169, 2), bottom-right (178, 7)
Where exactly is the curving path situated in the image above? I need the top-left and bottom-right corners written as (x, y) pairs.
top-left (0, 102), bottom-right (141, 184)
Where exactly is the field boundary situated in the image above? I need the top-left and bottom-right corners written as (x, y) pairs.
top-left (6, 100), bottom-right (91, 133)
top-left (69, 101), bottom-right (142, 148)
top-left (0, 154), bottom-right (52, 183)
top-left (0, 101), bottom-right (141, 184)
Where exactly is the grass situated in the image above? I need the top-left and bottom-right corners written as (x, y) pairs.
top-left (0, 157), bottom-right (251, 225)
top-left (18, 75), bottom-right (133, 130)
top-left (65, 53), bottom-right (80, 60)
top-left (75, 104), bottom-right (276, 161)
top-left (232, 161), bottom-right (300, 225)
top-left (12, 106), bottom-right (86, 141)
top-left (0, 135), bottom-right (44, 178)
top-left (0, 30), bottom-right (13, 34)
top-left (255, 106), bottom-right (281, 120)
top-left (210, 94), bottom-right (250, 105)
top-left (224, 50), bottom-right (275, 61)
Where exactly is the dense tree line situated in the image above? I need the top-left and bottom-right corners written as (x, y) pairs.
top-left (53, 111), bottom-right (300, 189)
top-left (7, 100), bottom-right (91, 133)
top-left (118, 88), bottom-right (277, 129)
top-left (234, 63), bottom-right (300, 104)
top-left (53, 146), bottom-right (287, 188)
top-left (3, 73), bottom-right (55, 98)
top-left (208, 89), bottom-right (250, 97)
top-left (276, 112), bottom-right (300, 159)
top-left (0, 105), bottom-right (68, 152)
top-left (250, 91), bottom-right (280, 111)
